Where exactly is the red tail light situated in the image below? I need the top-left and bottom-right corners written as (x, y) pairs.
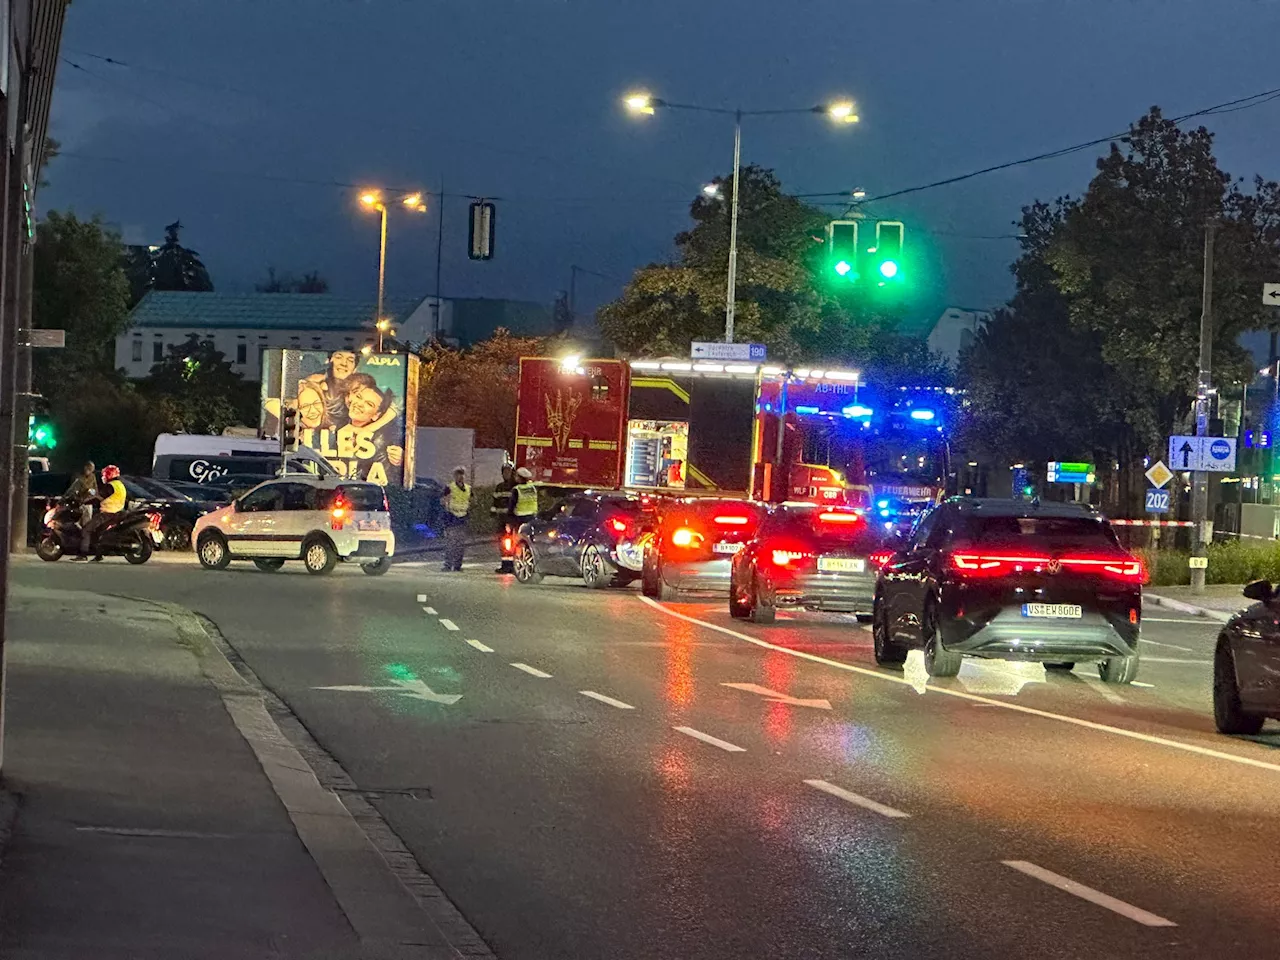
top-left (331, 498), bottom-right (348, 530)
top-left (608, 517), bottom-right (630, 535)
top-left (670, 527), bottom-right (702, 548)
top-left (147, 512), bottom-right (163, 529)
top-left (949, 553), bottom-right (1044, 578)
top-left (869, 550), bottom-right (893, 569)
top-left (772, 549), bottom-right (806, 566)
top-left (948, 552), bottom-right (1146, 583)
top-left (713, 514), bottom-right (750, 526)
top-left (502, 535), bottom-right (513, 554)
top-left (1060, 555), bottom-right (1146, 583)
top-left (818, 511), bottom-right (862, 524)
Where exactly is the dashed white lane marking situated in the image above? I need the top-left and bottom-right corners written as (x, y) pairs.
top-left (510, 662), bottom-right (552, 678)
top-left (423, 606), bottom-right (438, 615)
top-left (637, 596), bottom-right (1280, 775)
top-left (1139, 638), bottom-right (1194, 652)
top-left (1141, 656), bottom-right (1211, 665)
top-left (804, 779), bottom-right (910, 819)
top-left (1001, 860), bottom-right (1176, 927)
top-left (1142, 617), bottom-right (1211, 625)
top-left (580, 690), bottom-right (635, 710)
top-left (439, 619), bottom-right (459, 631)
top-left (416, 594), bottom-right (427, 603)
top-left (465, 639), bottom-right (494, 653)
top-left (673, 726), bottom-right (745, 753)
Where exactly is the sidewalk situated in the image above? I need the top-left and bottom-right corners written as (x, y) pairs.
top-left (1146, 583), bottom-right (1248, 622)
top-left (0, 585), bottom-right (457, 959)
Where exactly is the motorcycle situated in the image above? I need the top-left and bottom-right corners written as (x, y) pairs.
top-left (36, 499), bottom-right (159, 564)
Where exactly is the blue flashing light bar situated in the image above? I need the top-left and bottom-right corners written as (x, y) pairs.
top-left (909, 409), bottom-right (936, 421)
top-left (843, 404), bottom-right (874, 418)
top-left (795, 405), bottom-right (820, 415)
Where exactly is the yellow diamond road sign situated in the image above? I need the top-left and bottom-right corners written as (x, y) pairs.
top-left (1145, 460), bottom-right (1174, 489)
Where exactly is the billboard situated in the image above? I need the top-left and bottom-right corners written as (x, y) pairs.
top-left (260, 348), bottom-right (418, 487)
top-left (515, 357), bottom-right (628, 487)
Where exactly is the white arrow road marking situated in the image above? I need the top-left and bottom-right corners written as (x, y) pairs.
top-left (673, 726), bottom-right (745, 752)
top-left (422, 606), bottom-right (437, 615)
top-left (465, 639), bottom-right (494, 653)
top-left (314, 678), bottom-right (462, 705)
top-left (510, 662), bottom-right (552, 678)
top-left (721, 681), bottom-right (832, 710)
top-left (804, 779), bottom-right (910, 819)
top-left (439, 618), bottom-right (459, 631)
top-left (580, 690), bottom-right (635, 710)
top-left (1001, 861), bottom-right (1176, 927)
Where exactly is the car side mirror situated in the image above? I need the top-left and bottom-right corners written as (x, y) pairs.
top-left (1243, 579), bottom-right (1273, 603)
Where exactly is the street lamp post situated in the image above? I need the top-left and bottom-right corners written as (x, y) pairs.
top-left (624, 92), bottom-right (858, 344)
top-left (359, 189), bottom-right (427, 351)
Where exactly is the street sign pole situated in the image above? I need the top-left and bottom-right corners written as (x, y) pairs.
top-left (1191, 221), bottom-right (1217, 593)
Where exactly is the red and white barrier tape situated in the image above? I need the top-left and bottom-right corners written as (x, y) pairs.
top-left (1109, 519), bottom-right (1193, 527)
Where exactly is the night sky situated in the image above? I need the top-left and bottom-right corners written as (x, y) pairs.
top-left (40, 0), bottom-right (1280, 331)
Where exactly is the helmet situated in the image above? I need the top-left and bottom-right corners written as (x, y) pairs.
top-left (516, 467), bottom-right (533, 480)
top-left (101, 465), bottom-right (120, 482)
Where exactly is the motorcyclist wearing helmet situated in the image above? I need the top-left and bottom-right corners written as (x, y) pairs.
top-left (79, 464), bottom-right (127, 561)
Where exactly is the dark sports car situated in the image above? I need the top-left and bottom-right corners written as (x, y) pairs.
top-left (513, 491), bottom-right (653, 588)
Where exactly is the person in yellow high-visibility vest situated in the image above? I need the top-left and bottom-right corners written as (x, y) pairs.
top-left (80, 464), bottom-right (127, 561)
top-left (439, 466), bottom-right (472, 572)
top-left (508, 467), bottom-right (539, 527)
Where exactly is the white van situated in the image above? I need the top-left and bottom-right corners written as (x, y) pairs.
top-left (151, 433), bottom-right (336, 487)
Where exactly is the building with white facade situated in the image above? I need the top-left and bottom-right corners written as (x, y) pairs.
top-left (926, 306), bottom-right (994, 368)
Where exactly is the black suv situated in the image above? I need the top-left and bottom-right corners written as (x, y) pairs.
top-left (873, 499), bottom-right (1144, 683)
top-left (1213, 579), bottom-right (1280, 734)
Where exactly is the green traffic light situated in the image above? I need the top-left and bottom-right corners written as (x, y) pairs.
top-left (834, 260), bottom-right (852, 277)
top-left (879, 260), bottom-right (899, 279)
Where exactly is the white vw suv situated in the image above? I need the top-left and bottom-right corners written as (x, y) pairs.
top-left (193, 476), bottom-right (395, 575)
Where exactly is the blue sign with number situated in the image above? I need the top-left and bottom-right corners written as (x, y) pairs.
top-left (748, 343), bottom-right (768, 361)
top-left (1145, 488), bottom-right (1170, 514)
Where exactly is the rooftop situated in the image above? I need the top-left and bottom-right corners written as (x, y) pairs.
top-left (127, 291), bottom-right (425, 331)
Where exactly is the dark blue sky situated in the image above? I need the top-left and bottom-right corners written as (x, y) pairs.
top-left (40, 0), bottom-right (1280, 325)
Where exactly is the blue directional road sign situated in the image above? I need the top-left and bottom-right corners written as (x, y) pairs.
top-left (1144, 488), bottom-right (1170, 514)
top-left (1167, 435), bottom-right (1237, 472)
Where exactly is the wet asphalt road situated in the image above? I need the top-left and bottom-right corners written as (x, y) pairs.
top-left (15, 554), bottom-right (1280, 960)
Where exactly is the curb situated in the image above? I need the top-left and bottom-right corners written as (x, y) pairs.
top-left (1146, 593), bottom-right (1233, 623)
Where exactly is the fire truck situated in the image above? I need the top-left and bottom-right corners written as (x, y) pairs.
top-left (514, 356), bottom-right (954, 522)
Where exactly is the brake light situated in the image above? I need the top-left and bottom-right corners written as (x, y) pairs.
top-left (1060, 555), bottom-right (1146, 583)
top-left (949, 554), bottom-right (1039, 578)
top-left (502, 535), bottom-right (513, 553)
top-left (772, 549), bottom-right (806, 566)
top-left (869, 550), bottom-right (893, 568)
top-left (147, 512), bottom-right (163, 530)
top-left (671, 527), bottom-right (701, 547)
top-left (948, 552), bottom-right (1147, 583)
top-left (331, 498), bottom-right (348, 530)
top-left (713, 515), bottom-right (749, 526)
top-left (609, 517), bottom-right (629, 535)
top-left (818, 511), bottom-right (861, 524)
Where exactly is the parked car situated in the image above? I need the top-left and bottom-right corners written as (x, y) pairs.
top-left (120, 476), bottom-right (224, 551)
top-left (513, 491), bottom-right (653, 588)
top-left (1213, 579), bottom-right (1280, 734)
top-left (642, 497), bottom-right (765, 600)
top-left (193, 476), bottom-right (393, 575)
top-left (729, 502), bottom-right (888, 623)
top-left (872, 498), bottom-right (1144, 683)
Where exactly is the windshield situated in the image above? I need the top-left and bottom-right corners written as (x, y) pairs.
top-left (962, 515), bottom-right (1119, 550)
top-left (802, 421), bottom-right (947, 489)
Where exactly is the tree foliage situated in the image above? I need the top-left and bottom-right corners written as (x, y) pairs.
top-left (416, 329), bottom-right (556, 451)
top-left (960, 108), bottom-right (1280, 507)
top-left (125, 220), bottom-right (214, 303)
top-left (597, 165), bottom-right (941, 383)
top-left (256, 266), bottom-right (329, 293)
top-left (140, 334), bottom-right (255, 434)
top-left (33, 211), bottom-right (131, 382)
top-left (50, 372), bottom-right (179, 475)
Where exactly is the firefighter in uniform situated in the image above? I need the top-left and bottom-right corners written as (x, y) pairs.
top-left (492, 462), bottom-right (517, 574)
top-left (508, 468), bottom-right (539, 567)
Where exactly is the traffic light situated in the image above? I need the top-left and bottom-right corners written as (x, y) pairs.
top-left (280, 406), bottom-right (298, 452)
top-left (27, 414), bottom-right (55, 450)
top-left (826, 220), bottom-right (859, 282)
top-left (468, 201), bottom-right (495, 260)
top-left (872, 221), bottom-right (904, 283)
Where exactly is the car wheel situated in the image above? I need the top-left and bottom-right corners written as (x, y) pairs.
top-left (162, 519), bottom-right (193, 551)
top-left (36, 535), bottom-right (62, 562)
top-left (922, 603), bottom-right (962, 677)
top-left (728, 573), bottom-right (750, 619)
top-left (749, 575), bottom-right (776, 624)
top-left (872, 594), bottom-right (908, 666)
top-left (302, 537), bottom-right (337, 575)
top-left (581, 544), bottom-right (611, 589)
top-left (361, 556), bottom-right (392, 576)
top-left (196, 532), bottom-right (230, 570)
top-left (641, 553), bottom-right (659, 597)
top-left (1214, 642), bottom-right (1264, 734)
top-left (124, 531), bottom-right (154, 565)
top-left (254, 558), bottom-right (285, 573)
top-left (657, 573), bottom-right (678, 602)
top-left (513, 540), bottom-right (543, 585)
top-left (1098, 653), bottom-right (1139, 685)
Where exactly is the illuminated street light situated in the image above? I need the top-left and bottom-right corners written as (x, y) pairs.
top-left (622, 89), bottom-right (860, 343)
top-left (358, 187), bottom-right (427, 350)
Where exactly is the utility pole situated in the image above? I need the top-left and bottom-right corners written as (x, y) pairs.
top-left (1191, 221), bottom-right (1218, 592)
top-left (723, 109), bottom-right (742, 344)
top-left (432, 178), bottom-right (444, 339)
top-left (10, 228), bottom-right (31, 552)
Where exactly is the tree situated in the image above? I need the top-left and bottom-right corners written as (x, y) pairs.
top-left (416, 329), bottom-right (556, 450)
top-left (50, 372), bottom-right (179, 475)
top-left (151, 220), bottom-right (213, 292)
top-left (140, 334), bottom-right (253, 434)
top-left (256, 266), bottom-right (329, 293)
top-left (32, 211), bottom-right (131, 384)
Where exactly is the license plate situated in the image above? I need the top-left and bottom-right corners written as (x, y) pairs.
top-left (818, 556), bottom-right (865, 573)
top-left (712, 541), bottom-right (743, 555)
top-left (356, 520), bottom-right (382, 532)
top-left (1022, 603), bottom-right (1082, 619)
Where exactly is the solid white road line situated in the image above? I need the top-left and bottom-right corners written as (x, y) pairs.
top-left (1141, 656), bottom-right (1211, 665)
top-left (673, 726), bottom-right (746, 753)
top-left (580, 690), bottom-right (635, 710)
top-left (1139, 638), bottom-right (1194, 652)
top-left (636, 595), bottom-right (1280, 776)
top-left (804, 779), bottom-right (910, 819)
top-left (510, 662), bottom-right (552, 678)
top-left (1142, 617), bottom-right (1211, 625)
top-left (465, 639), bottom-right (494, 653)
top-left (416, 594), bottom-right (427, 603)
top-left (1001, 860), bottom-right (1176, 927)
top-left (423, 606), bottom-right (438, 615)
top-left (439, 619), bottom-right (460, 631)
top-left (1131, 681), bottom-right (1156, 688)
